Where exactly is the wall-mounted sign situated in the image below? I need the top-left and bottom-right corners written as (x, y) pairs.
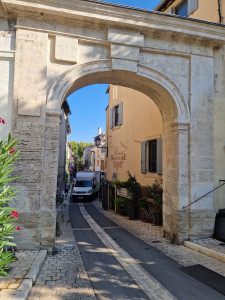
top-left (110, 147), bottom-right (127, 171)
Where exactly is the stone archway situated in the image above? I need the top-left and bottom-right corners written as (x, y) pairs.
top-left (44, 60), bottom-right (190, 246)
top-left (2, 0), bottom-right (225, 250)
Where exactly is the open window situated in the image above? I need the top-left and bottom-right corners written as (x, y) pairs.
top-left (141, 138), bottom-right (162, 175)
top-left (110, 102), bottom-right (123, 128)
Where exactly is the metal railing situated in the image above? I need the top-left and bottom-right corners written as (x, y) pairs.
top-left (181, 180), bottom-right (225, 210)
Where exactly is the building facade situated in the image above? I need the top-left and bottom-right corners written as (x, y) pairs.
top-left (83, 145), bottom-right (94, 170)
top-left (91, 127), bottom-right (106, 172)
top-left (105, 85), bottom-right (163, 186)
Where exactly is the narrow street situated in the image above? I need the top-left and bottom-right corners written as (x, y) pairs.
top-left (69, 201), bottom-right (225, 300)
top-left (27, 196), bottom-right (225, 300)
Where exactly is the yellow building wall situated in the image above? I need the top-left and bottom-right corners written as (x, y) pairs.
top-left (163, 0), bottom-right (225, 24)
top-left (106, 85), bottom-right (163, 186)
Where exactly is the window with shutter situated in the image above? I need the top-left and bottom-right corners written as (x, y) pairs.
top-left (188, 0), bottom-right (198, 15)
top-left (110, 102), bottom-right (123, 128)
top-left (148, 138), bottom-right (163, 174)
top-left (141, 141), bottom-right (146, 174)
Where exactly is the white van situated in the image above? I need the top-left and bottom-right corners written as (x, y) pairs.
top-left (72, 171), bottom-right (100, 201)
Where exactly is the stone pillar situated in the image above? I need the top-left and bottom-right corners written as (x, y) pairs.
top-left (188, 55), bottom-right (215, 240)
top-left (11, 28), bottom-right (49, 250)
top-left (40, 113), bottom-right (61, 250)
top-left (213, 46), bottom-right (225, 210)
top-left (163, 122), bottom-right (190, 243)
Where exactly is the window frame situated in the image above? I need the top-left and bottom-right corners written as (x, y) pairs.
top-left (141, 138), bottom-right (163, 175)
top-left (110, 102), bottom-right (123, 129)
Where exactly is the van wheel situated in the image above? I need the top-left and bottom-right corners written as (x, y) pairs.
top-left (72, 196), bottom-right (77, 202)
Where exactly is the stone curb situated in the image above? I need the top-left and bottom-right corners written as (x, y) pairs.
top-left (11, 279), bottom-right (33, 300)
top-left (25, 250), bottom-right (47, 284)
top-left (184, 241), bottom-right (225, 263)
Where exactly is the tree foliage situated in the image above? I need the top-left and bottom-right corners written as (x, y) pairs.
top-left (0, 132), bottom-right (20, 277)
top-left (70, 141), bottom-right (93, 159)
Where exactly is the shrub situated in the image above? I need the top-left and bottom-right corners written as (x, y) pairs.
top-left (123, 172), bottom-right (141, 219)
top-left (147, 179), bottom-right (163, 225)
top-left (0, 118), bottom-right (20, 277)
top-left (115, 197), bottom-right (126, 215)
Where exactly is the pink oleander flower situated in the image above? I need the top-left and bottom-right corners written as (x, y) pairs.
top-left (10, 211), bottom-right (18, 218)
top-left (0, 118), bottom-right (5, 124)
top-left (15, 226), bottom-right (20, 231)
top-left (9, 148), bottom-right (15, 154)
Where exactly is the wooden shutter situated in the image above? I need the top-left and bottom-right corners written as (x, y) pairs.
top-left (141, 141), bottom-right (146, 174)
top-left (156, 138), bottom-right (163, 175)
top-left (188, 0), bottom-right (198, 15)
top-left (110, 107), bottom-right (114, 128)
top-left (118, 102), bottom-right (123, 125)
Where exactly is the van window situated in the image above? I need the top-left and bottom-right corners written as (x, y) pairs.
top-left (75, 180), bottom-right (92, 187)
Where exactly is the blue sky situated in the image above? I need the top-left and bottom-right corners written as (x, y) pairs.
top-left (67, 0), bottom-right (162, 143)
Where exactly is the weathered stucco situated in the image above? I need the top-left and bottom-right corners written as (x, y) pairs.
top-left (1, 0), bottom-right (225, 250)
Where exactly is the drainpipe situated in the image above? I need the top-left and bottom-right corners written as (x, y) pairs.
top-left (218, 0), bottom-right (222, 24)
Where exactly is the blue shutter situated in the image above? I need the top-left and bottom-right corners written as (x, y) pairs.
top-left (156, 138), bottom-right (163, 175)
top-left (141, 141), bottom-right (146, 174)
top-left (118, 102), bottom-right (123, 125)
top-left (188, 0), bottom-right (198, 15)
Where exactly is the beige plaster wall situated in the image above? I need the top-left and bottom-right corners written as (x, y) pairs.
top-left (189, 0), bottom-right (225, 23)
top-left (106, 85), bottom-right (163, 186)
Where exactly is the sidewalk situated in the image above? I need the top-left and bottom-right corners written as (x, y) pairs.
top-left (1, 198), bottom-right (225, 299)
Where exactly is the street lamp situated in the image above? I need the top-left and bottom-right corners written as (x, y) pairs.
top-left (95, 136), bottom-right (108, 156)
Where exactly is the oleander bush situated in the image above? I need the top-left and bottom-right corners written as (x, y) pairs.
top-left (0, 118), bottom-right (20, 277)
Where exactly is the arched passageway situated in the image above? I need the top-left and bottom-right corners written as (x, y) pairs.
top-left (3, 0), bottom-right (225, 250)
top-left (44, 61), bottom-right (190, 246)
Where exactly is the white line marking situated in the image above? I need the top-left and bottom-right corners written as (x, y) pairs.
top-left (79, 204), bottom-right (177, 300)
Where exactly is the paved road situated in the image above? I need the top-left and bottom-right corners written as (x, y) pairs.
top-left (70, 202), bottom-right (225, 300)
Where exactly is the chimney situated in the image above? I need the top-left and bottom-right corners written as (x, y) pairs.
top-left (98, 127), bottom-right (101, 135)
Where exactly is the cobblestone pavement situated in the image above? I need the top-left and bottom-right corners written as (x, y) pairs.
top-left (93, 200), bottom-right (225, 277)
top-left (27, 197), bottom-right (96, 300)
top-left (0, 250), bottom-right (46, 299)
